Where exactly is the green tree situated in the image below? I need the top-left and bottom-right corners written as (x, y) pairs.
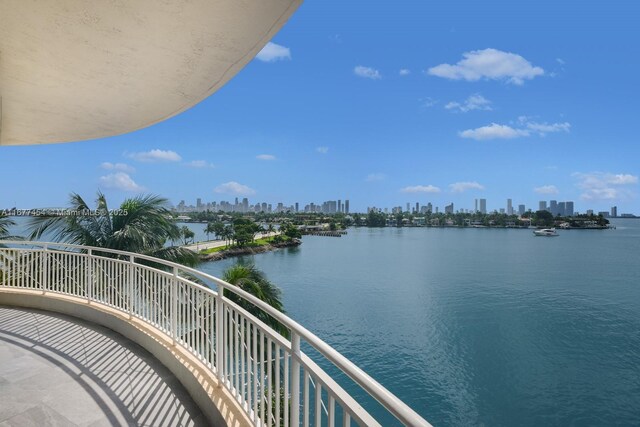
top-left (367, 210), bottom-right (386, 227)
top-left (282, 223), bottom-right (302, 239)
top-left (265, 223), bottom-right (276, 241)
top-left (180, 226), bottom-right (195, 245)
top-left (0, 213), bottom-right (21, 247)
top-left (222, 263), bottom-right (287, 336)
top-left (28, 192), bottom-right (198, 266)
top-left (533, 210), bottom-right (554, 227)
top-left (204, 222), bottom-right (215, 241)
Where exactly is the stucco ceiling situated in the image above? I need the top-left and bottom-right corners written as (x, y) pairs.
top-left (0, 0), bottom-right (301, 146)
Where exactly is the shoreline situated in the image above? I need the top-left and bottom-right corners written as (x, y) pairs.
top-left (199, 239), bottom-right (301, 261)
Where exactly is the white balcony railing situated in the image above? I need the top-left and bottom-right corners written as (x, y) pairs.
top-left (0, 241), bottom-right (431, 427)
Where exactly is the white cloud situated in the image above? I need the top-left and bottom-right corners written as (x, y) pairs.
top-left (256, 42), bottom-right (291, 62)
top-left (316, 146), bottom-right (329, 154)
top-left (401, 185), bottom-right (441, 193)
top-left (459, 117), bottom-right (571, 140)
top-left (419, 97), bottom-right (438, 108)
top-left (445, 94), bottom-right (492, 112)
top-left (100, 162), bottom-right (135, 173)
top-left (399, 69), bottom-right (411, 76)
top-left (609, 174), bottom-right (639, 185)
top-left (525, 121), bottom-right (571, 135)
top-left (427, 48), bottom-right (544, 85)
top-left (556, 58), bottom-right (565, 65)
top-left (214, 181), bottom-right (256, 196)
top-left (365, 173), bottom-right (386, 182)
top-left (449, 181), bottom-right (485, 193)
top-left (256, 154), bottom-right (276, 161)
top-left (534, 185), bottom-right (559, 195)
top-left (186, 160), bottom-right (214, 168)
top-left (573, 172), bottom-right (638, 201)
top-left (127, 149), bottom-right (181, 162)
top-left (459, 123), bottom-right (529, 140)
top-left (354, 66), bottom-right (381, 80)
top-left (99, 172), bottom-right (144, 192)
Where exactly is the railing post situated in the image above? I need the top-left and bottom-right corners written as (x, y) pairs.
top-left (172, 266), bottom-right (178, 344)
top-left (216, 283), bottom-right (224, 383)
top-left (41, 245), bottom-right (48, 293)
top-left (86, 249), bottom-right (92, 302)
top-left (128, 255), bottom-right (135, 317)
top-left (290, 332), bottom-right (301, 426)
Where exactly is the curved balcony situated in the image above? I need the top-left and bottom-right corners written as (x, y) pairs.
top-left (0, 241), bottom-right (431, 427)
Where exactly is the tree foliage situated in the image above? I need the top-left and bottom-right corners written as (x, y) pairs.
top-left (28, 192), bottom-right (199, 266)
top-left (222, 263), bottom-right (287, 336)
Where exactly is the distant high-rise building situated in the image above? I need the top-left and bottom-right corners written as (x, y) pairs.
top-left (475, 199), bottom-right (478, 212)
top-left (338, 199), bottom-right (342, 213)
top-left (518, 204), bottom-right (525, 215)
top-left (549, 200), bottom-right (558, 216)
top-left (295, 202), bottom-right (299, 212)
top-left (196, 198), bottom-right (202, 209)
top-left (345, 200), bottom-right (350, 214)
top-left (507, 199), bottom-right (513, 215)
top-left (539, 201), bottom-right (547, 211)
top-left (426, 202), bottom-right (432, 213)
top-left (415, 202), bottom-right (419, 213)
top-left (611, 206), bottom-right (618, 217)
top-left (586, 209), bottom-right (594, 215)
top-left (558, 202), bottom-right (566, 217)
top-left (479, 199), bottom-right (487, 214)
top-left (445, 203), bottom-right (454, 214)
top-left (566, 201), bottom-right (574, 217)
top-left (406, 202), bottom-right (410, 213)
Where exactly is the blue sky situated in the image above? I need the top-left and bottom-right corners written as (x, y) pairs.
top-left (2, 0), bottom-right (639, 214)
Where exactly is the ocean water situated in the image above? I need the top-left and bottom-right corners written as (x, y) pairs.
top-left (199, 219), bottom-right (640, 426)
top-left (6, 218), bottom-right (640, 425)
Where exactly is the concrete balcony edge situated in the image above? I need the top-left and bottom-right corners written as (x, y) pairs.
top-left (0, 287), bottom-right (252, 427)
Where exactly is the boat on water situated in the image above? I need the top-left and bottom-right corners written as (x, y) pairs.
top-left (533, 228), bottom-right (559, 236)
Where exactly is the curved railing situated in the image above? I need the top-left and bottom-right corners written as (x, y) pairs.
top-left (0, 241), bottom-right (431, 427)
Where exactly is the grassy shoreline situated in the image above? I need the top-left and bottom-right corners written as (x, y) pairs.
top-left (199, 237), bottom-right (301, 260)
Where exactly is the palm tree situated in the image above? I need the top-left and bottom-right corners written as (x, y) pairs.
top-left (0, 214), bottom-right (15, 239)
top-left (28, 192), bottom-right (198, 266)
top-left (265, 223), bottom-right (276, 242)
top-left (0, 213), bottom-right (20, 247)
top-left (204, 222), bottom-right (215, 241)
top-left (222, 263), bottom-right (287, 336)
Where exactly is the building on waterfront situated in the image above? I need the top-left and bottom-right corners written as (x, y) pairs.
top-left (549, 200), bottom-right (558, 216)
top-left (445, 203), bottom-right (454, 214)
top-left (539, 201), bottom-right (547, 211)
top-left (345, 199), bottom-right (350, 214)
top-left (518, 204), bottom-right (526, 215)
top-left (566, 201), bottom-right (574, 217)
top-left (611, 206), bottom-right (618, 217)
top-left (507, 199), bottom-right (513, 215)
top-left (558, 202), bottom-right (566, 217)
top-left (479, 199), bottom-right (487, 214)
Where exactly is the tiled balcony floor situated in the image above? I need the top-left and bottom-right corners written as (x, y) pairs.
top-left (0, 306), bottom-right (207, 426)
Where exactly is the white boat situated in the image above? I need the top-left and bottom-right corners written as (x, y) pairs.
top-left (533, 228), bottom-right (559, 236)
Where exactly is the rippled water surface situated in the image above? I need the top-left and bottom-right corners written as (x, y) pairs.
top-left (200, 219), bottom-right (640, 426)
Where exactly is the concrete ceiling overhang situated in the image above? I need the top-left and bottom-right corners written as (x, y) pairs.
top-left (0, 0), bottom-right (301, 146)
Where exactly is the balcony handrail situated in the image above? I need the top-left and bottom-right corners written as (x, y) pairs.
top-left (0, 240), bottom-right (431, 427)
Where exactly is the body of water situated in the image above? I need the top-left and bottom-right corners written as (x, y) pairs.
top-left (5, 217), bottom-right (640, 425)
top-left (200, 220), bottom-right (640, 426)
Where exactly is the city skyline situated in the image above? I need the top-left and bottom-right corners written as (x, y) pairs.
top-left (1, 1), bottom-right (639, 215)
top-left (167, 196), bottom-right (626, 217)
